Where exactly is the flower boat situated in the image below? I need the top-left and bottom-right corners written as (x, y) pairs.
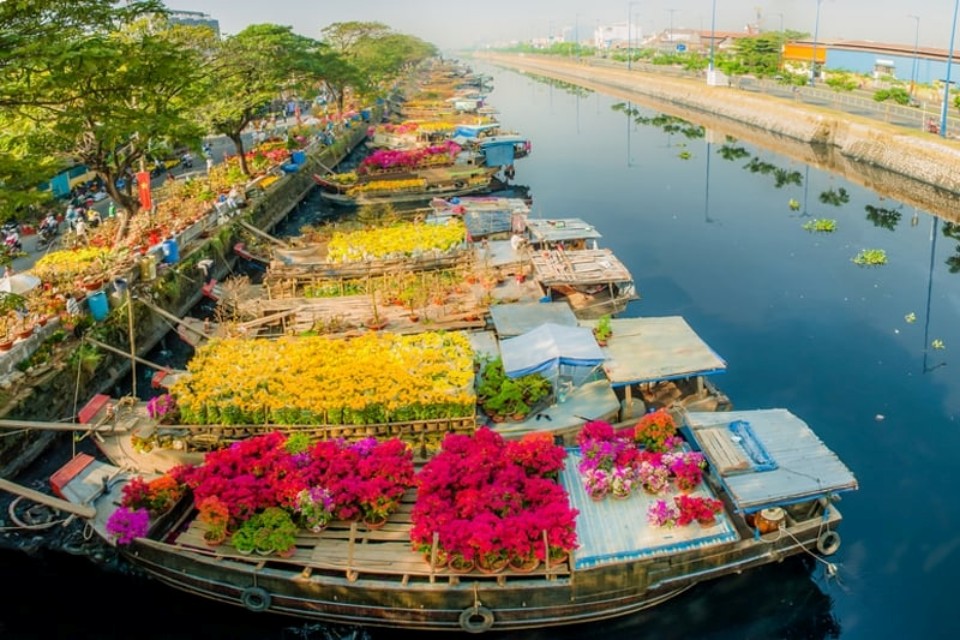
top-left (35, 407), bottom-right (857, 634)
top-left (314, 165), bottom-right (501, 207)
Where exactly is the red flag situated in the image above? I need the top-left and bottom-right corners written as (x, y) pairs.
top-left (137, 171), bottom-right (152, 210)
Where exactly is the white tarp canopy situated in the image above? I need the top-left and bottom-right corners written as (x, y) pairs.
top-left (500, 323), bottom-right (605, 378)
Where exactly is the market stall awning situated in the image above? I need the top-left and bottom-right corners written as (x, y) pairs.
top-left (500, 323), bottom-right (605, 378)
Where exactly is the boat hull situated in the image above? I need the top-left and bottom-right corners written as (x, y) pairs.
top-left (124, 507), bottom-right (840, 633)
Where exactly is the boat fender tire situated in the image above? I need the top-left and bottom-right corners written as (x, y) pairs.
top-left (816, 530), bottom-right (841, 556)
top-left (459, 606), bottom-right (495, 633)
top-left (241, 586), bottom-right (271, 612)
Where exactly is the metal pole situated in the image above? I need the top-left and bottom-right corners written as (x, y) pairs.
top-left (941, 0), bottom-right (959, 138)
top-left (628, 2), bottom-right (640, 71)
top-left (709, 0), bottom-right (717, 72)
top-left (666, 9), bottom-right (678, 45)
top-left (909, 15), bottom-right (920, 96)
top-left (810, 0), bottom-right (822, 86)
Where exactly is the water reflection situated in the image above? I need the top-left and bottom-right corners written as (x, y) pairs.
top-left (519, 72), bottom-right (593, 98)
top-left (864, 203), bottom-right (902, 230)
top-left (471, 558), bottom-right (841, 640)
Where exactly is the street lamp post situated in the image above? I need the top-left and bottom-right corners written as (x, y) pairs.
top-left (810, 0), bottom-right (822, 86)
top-left (628, 1), bottom-right (640, 71)
top-left (709, 0), bottom-right (717, 72)
top-left (575, 13), bottom-right (581, 61)
top-left (666, 8), bottom-right (678, 46)
top-left (909, 15), bottom-right (921, 96)
top-left (940, 0), bottom-right (959, 138)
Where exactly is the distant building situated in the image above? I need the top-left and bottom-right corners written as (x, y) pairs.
top-left (784, 40), bottom-right (955, 87)
top-left (167, 9), bottom-right (220, 38)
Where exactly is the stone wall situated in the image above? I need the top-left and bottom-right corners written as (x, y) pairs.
top-left (478, 53), bottom-right (960, 222)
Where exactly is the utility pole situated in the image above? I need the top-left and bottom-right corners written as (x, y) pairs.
top-left (628, 1), bottom-right (640, 70)
top-left (941, 0), bottom-right (959, 138)
top-left (810, 0), bottom-right (822, 86)
top-left (909, 15), bottom-right (920, 97)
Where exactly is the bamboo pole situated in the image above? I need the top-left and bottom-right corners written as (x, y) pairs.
top-left (237, 220), bottom-right (290, 247)
top-left (0, 478), bottom-right (96, 519)
top-left (84, 337), bottom-right (174, 373)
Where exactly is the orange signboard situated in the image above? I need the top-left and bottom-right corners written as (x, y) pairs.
top-left (782, 43), bottom-right (827, 64)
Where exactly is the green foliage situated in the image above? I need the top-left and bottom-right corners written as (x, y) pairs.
top-left (802, 218), bottom-right (837, 233)
top-left (865, 204), bottom-right (902, 230)
top-left (825, 74), bottom-right (860, 92)
top-left (852, 249), bottom-right (887, 266)
top-left (873, 87), bottom-right (911, 105)
top-left (594, 315), bottom-right (612, 342)
top-left (819, 188), bottom-right (850, 206)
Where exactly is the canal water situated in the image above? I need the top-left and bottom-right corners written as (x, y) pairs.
top-left (4, 62), bottom-right (960, 639)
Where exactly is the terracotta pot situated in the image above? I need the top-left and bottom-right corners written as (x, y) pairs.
top-left (363, 515), bottom-right (387, 531)
top-left (0, 339), bottom-right (14, 352)
top-left (509, 555), bottom-right (541, 574)
top-left (447, 555), bottom-right (476, 574)
top-left (476, 555), bottom-right (508, 574)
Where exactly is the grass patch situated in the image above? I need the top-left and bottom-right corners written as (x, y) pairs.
top-left (802, 218), bottom-right (837, 233)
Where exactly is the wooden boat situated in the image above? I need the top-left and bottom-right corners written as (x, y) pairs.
top-left (527, 247), bottom-right (639, 318)
top-left (313, 166), bottom-right (501, 207)
top-left (40, 406), bottom-right (857, 634)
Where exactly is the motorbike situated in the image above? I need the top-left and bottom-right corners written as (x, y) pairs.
top-left (4, 230), bottom-right (22, 253)
top-left (180, 153), bottom-right (194, 169)
top-left (37, 223), bottom-right (58, 249)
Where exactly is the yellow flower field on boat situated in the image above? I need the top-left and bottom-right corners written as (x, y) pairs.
top-left (346, 177), bottom-right (427, 195)
top-left (170, 332), bottom-right (476, 425)
top-left (326, 220), bottom-right (466, 263)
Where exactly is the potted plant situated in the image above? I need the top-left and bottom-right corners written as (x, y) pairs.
top-left (674, 495), bottom-right (724, 526)
top-left (593, 314), bottom-right (612, 345)
top-left (106, 506), bottom-right (151, 545)
top-left (294, 486), bottom-right (336, 532)
top-left (197, 496), bottom-right (231, 546)
top-left (244, 507), bottom-right (299, 556)
top-left (646, 499), bottom-right (680, 528)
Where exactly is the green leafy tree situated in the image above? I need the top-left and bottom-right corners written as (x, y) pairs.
top-left (198, 24), bottom-right (330, 176)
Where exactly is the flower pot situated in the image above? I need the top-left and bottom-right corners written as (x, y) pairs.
top-left (476, 555), bottom-right (508, 574)
top-left (447, 555), bottom-right (476, 574)
top-left (697, 516), bottom-right (717, 527)
top-left (363, 515), bottom-right (388, 531)
top-left (0, 339), bottom-right (13, 352)
top-left (508, 555), bottom-right (541, 574)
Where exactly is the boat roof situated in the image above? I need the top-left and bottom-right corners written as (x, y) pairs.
top-left (561, 450), bottom-right (740, 570)
top-left (525, 218), bottom-right (602, 243)
top-left (684, 408), bottom-right (859, 513)
top-left (489, 301), bottom-right (578, 337)
top-left (529, 248), bottom-right (634, 287)
top-left (583, 316), bottom-right (727, 386)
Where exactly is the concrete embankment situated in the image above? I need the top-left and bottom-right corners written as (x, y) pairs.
top-left (477, 53), bottom-right (960, 222)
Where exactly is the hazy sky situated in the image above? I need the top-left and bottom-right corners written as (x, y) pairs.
top-left (172, 1), bottom-right (960, 52)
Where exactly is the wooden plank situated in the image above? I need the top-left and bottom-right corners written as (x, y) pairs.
top-left (698, 427), bottom-right (751, 474)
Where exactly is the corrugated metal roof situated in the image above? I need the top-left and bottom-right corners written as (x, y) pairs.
top-left (525, 218), bottom-right (603, 243)
top-left (685, 409), bottom-right (859, 513)
top-left (560, 451), bottom-right (740, 570)
top-left (585, 316), bottom-right (727, 386)
top-left (490, 302), bottom-right (579, 337)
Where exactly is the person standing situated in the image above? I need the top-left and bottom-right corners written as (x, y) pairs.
top-left (206, 155), bottom-right (214, 173)
top-left (74, 215), bottom-right (87, 244)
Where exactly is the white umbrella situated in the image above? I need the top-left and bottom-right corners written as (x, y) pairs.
top-left (0, 273), bottom-right (41, 294)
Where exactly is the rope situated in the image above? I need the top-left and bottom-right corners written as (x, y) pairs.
top-left (777, 522), bottom-right (838, 578)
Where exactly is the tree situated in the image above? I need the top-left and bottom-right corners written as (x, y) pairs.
top-left (8, 17), bottom-right (207, 242)
top-left (199, 24), bottom-right (331, 177)
top-left (0, 0), bottom-right (164, 223)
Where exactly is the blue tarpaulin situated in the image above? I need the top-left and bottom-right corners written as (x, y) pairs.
top-left (500, 323), bottom-right (605, 378)
top-left (481, 140), bottom-right (516, 167)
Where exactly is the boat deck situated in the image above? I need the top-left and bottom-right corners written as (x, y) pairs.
top-left (171, 490), bottom-right (573, 584)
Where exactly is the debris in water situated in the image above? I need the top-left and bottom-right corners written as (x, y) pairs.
top-left (875, 414), bottom-right (885, 421)
top-left (905, 312), bottom-right (916, 323)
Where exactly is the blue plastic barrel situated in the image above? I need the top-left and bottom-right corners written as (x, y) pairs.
top-left (161, 237), bottom-right (179, 264)
top-left (87, 290), bottom-right (109, 321)
top-left (361, 109), bottom-right (371, 121)
top-left (291, 150), bottom-right (306, 164)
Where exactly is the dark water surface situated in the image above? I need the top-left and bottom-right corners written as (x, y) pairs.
top-left (4, 62), bottom-right (960, 639)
